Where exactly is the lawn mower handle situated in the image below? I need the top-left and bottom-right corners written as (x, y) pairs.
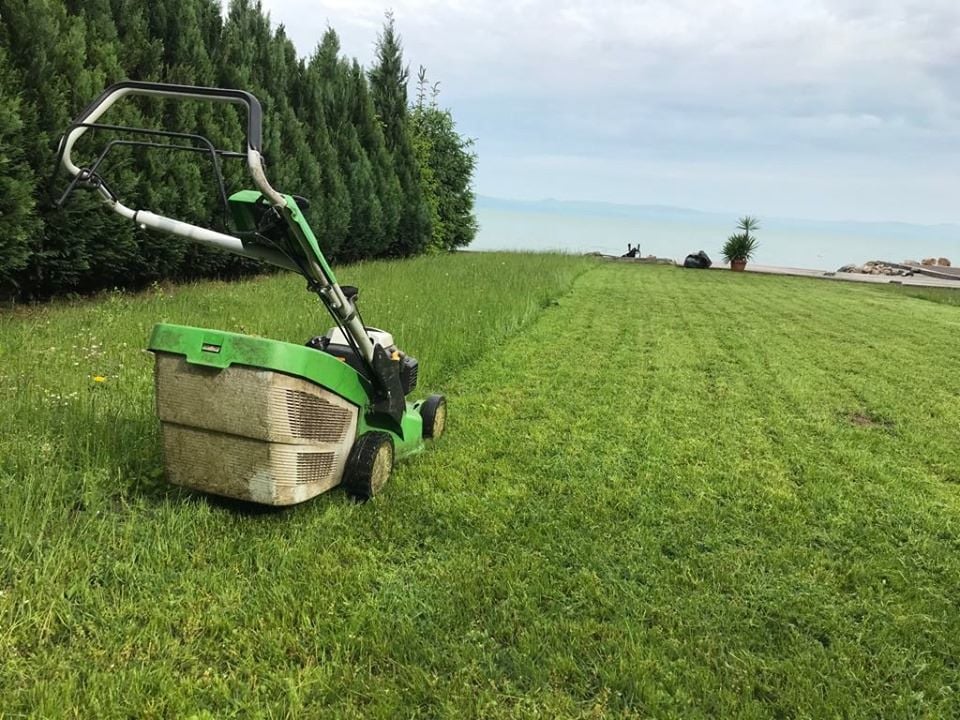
top-left (56, 81), bottom-right (377, 366)
top-left (58, 80), bottom-right (286, 210)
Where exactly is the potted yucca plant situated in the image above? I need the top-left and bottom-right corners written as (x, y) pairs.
top-left (722, 216), bottom-right (759, 271)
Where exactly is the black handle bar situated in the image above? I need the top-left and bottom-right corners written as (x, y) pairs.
top-left (72, 80), bottom-right (264, 152)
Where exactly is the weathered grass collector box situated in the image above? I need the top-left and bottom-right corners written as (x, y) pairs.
top-left (149, 323), bottom-right (367, 505)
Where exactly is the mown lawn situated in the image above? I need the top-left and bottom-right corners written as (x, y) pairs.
top-left (2, 256), bottom-right (959, 718)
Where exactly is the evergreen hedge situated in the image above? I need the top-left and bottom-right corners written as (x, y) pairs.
top-left (0, 0), bottom-right (477, 299)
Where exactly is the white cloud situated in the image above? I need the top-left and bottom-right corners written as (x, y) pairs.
top-left (260, 0), bottom-right (960, 222)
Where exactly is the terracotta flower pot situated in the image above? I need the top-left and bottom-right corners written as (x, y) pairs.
top-left (730, 258), bottom-right (747, 272)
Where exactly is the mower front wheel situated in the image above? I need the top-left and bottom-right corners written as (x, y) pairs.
top-left (343, 432), bottom-right (394, 501)
top-left (419, 394), bottom-right (447, 439)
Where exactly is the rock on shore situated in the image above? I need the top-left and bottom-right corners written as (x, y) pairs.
top-left (836, 260), bottom-right (914, 276)
top-left (837, 258), bottom-right (952, 276)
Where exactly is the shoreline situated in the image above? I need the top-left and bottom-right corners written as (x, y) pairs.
top-left (730, 263), bottom-right (960, 288)
top-left (602, 255), bottom-right (960, 289)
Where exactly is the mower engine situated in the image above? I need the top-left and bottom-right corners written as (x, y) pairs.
top-left (309, 326), bottom-right (420, 397)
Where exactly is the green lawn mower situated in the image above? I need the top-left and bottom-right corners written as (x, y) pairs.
top-left (55, 81), bottom-right (446, 504)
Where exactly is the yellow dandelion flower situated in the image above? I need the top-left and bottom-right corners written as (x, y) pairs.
top-left (93, 375), bottom-right (106, 383)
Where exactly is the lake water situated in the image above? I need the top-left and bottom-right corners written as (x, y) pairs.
top-left (470, 203), bottom-right (960, 271)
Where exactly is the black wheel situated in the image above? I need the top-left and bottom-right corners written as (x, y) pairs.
top-left (343, 432), bottom-right (394, 501)
top-left (419, 394), bottom-right (447, 439)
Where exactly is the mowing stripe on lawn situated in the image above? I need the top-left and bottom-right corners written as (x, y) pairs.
top-left (385, 264), bottom-right (960, 718)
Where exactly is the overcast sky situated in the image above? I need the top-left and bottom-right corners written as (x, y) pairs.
top-left (261, 0), bottom-right (959, 224)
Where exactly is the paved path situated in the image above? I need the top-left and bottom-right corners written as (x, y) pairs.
top-left (735, 263), bottom-right (960, 288)
top-left (606, 257), bottom-right (960, 289)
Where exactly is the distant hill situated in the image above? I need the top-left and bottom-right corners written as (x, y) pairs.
top-left (475, 195), bottom-right (960, 242)
top-left (476, 196), bottom-right (727, 222)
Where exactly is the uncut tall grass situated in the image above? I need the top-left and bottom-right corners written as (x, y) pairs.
top-left (0, 252), bottom-right (594, 713)
top-left (0, 249), bottom-right (593, 498)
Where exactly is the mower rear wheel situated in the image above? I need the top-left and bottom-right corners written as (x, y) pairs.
top-left (343, 432), bottom-right (394, 501)
top-left (419, 394), bottom-right (447, 439)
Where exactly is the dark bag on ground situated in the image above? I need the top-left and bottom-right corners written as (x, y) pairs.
top-left (683, 250), bottom-right (712, 269)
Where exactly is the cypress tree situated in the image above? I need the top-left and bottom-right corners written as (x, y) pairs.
top-left (309, 29), bottom-right (385, 260)
top-left (202, 0), bottom-right (279, 278)
top-left (409, 120), bottom-right (443, 252)
top-left (368, 13), bottom-right (407, 153)
top-left (410, 67), bottom-right (478, 251)
top-left (109, 0), bottom-right (164, 80)
top-left (349, 60), bottom-right (398, 257)
top-left (1, 0), bottom-right (107, 295)
top-left (298, 35), bottom-right (351, 259)
top-left (369, 13), bottom-right (431, 256)
top-left (134, 0), bottom-right (221, 280)
top-left (339, 124), bottom-right (384, 262)
top-left (71, 0), bottom-right (156, 286)
top-left (0, 44), bottom-right (37, 296)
